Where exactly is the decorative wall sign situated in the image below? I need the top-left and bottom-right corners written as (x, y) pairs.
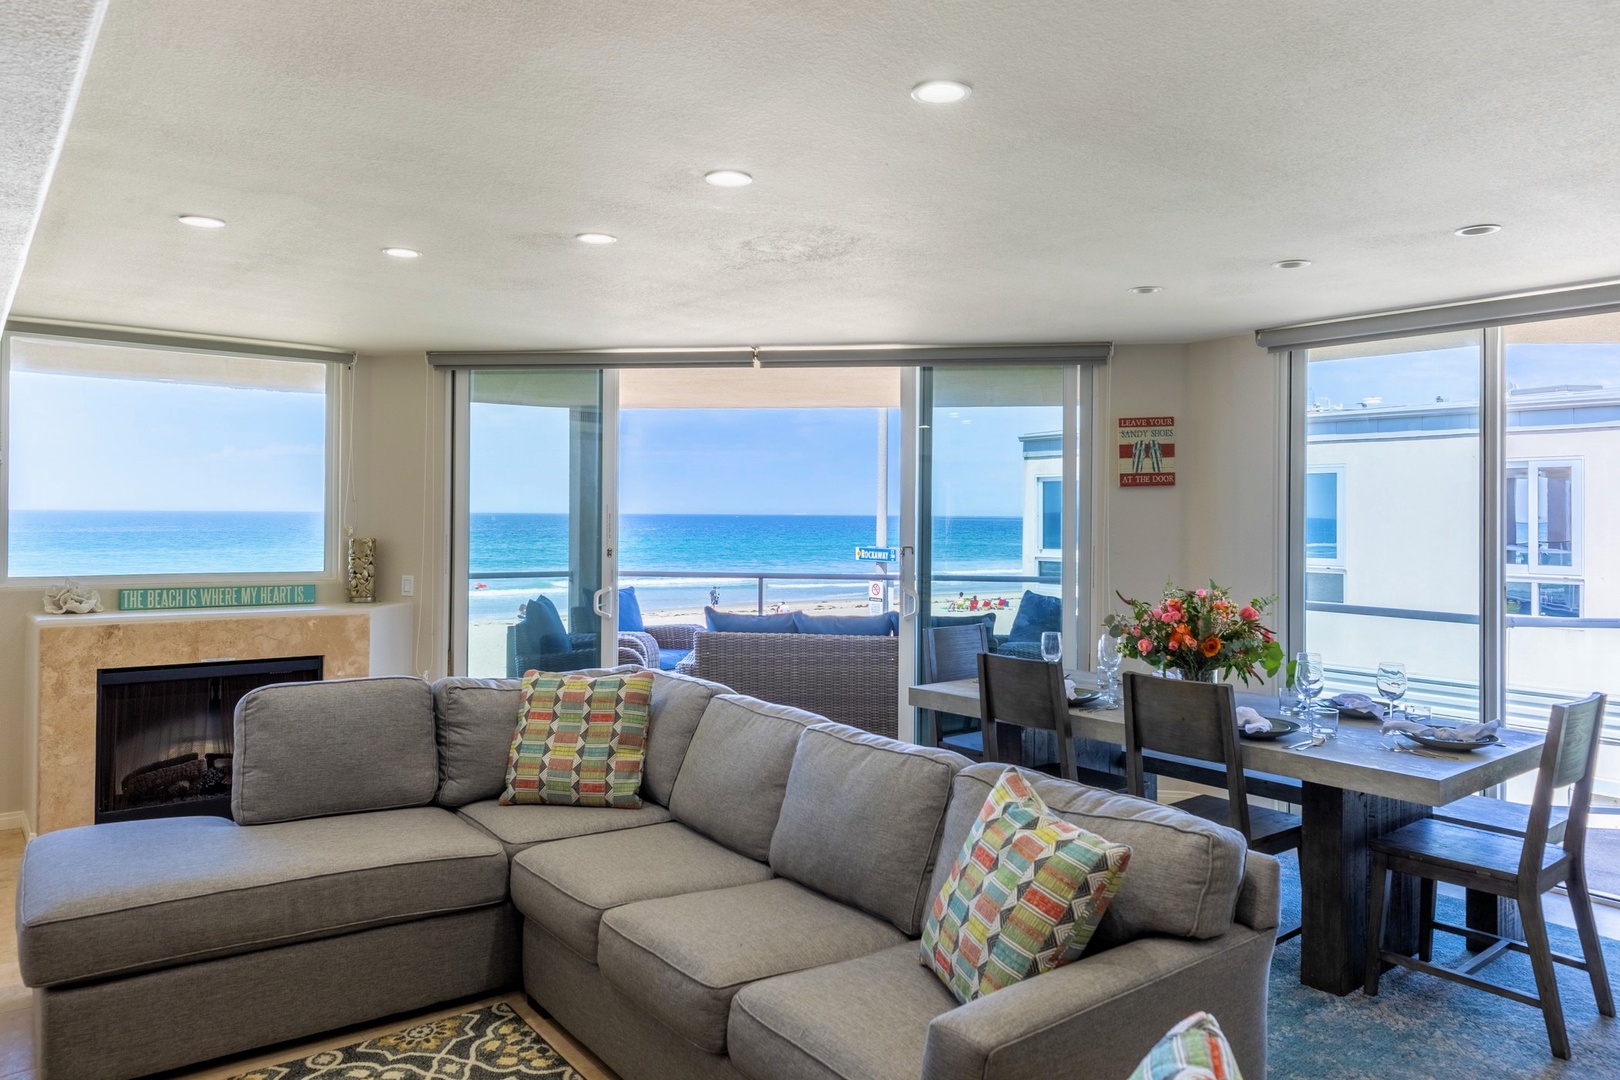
top-left (1117, 416), bottom-right (1176, 487)
top-left (118, 584), bottom-right (319, 611)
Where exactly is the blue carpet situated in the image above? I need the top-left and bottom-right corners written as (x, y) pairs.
top-left (1266, 852), bottom-right (1620, 1079)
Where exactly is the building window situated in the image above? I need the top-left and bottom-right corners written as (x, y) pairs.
top-left (1508, 579), bottom-right (1582, 619)
top-left (1039, 477), bottom-right (1060, 551)
top-left (1508, 459), bottom-right (1579, 571)
top-left (1305, 569), bottom-right (1346, 603)
top-left (5, 335), bottom-right (335, 578)
top-left (1305, 466), bottom-right (1344, 563)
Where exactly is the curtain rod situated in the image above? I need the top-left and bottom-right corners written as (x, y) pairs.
top-left (426, 342), bottom-right (1112, 369)
top-left (4, 318), bottom-right (355, 363)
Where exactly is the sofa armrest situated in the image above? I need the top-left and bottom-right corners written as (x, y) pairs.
top-left (647, 623), bottom-right (702, 650)
top-left (1235, 850), bottom-right (1281, 932)
top-left (921, 928), bottom-right (1274, 1080)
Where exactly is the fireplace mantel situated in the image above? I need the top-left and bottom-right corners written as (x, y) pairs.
top-left (24, 601), bottom-right (413, 834)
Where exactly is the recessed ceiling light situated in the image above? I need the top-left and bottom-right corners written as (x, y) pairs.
top-left (1455, 223), bottom-right (1501, 237)
top-left (910, 80), bottom-right (971, 104)
top-left (382, 247), bottom-right (422, 259)
top-left (704, 170), bottom-right (753, 187)
top-left (1273, 259), bottom-right (1312, 269)
top-left (575, 233), bottom-right (618, 245)
top-left (1128, 285), bottom-right (1164, 294)
top-left (177, 214), bottom-right (225, 228)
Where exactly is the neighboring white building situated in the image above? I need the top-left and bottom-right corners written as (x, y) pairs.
top-left (1018, 430), bottom-right (1062, 583)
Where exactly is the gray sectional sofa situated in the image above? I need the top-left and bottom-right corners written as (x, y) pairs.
top-left (15, 670), bottom-right (1280, 1080)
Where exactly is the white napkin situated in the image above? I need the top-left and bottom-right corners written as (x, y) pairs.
top-left (1236, 706), bottom-right (1272, 734)
top-left (1330, 693), bottom-right (1386, 720)
top-left (1381, 718), bottom-right (1500, 742)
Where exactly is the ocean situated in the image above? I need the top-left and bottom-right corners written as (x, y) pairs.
top-left (7, 511), bottom-right (1029, 621)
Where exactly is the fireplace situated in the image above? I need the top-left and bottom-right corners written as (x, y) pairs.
top-left (95, 656), bottom-right (323, 824)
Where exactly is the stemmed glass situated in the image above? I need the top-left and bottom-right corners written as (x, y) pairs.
top-left (1096, 632), bottom-right (1122, 708)
top-left (1295, 652), bottom-right (1325, 716)
top-left (1040, 631), bottom-right (1063, 665)
top-left (1375, 661), bottom-right (1409, 718)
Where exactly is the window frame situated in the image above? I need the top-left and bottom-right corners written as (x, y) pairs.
top-left (0, 331), bottom-right (348, 586)
top-left (1506, 456), bottom-right (1583, 578)
top-left (1304, 463), bottom-right (1347, 569)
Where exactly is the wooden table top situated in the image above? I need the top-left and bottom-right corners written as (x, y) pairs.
top-left (908, 677), bottom-right (1546, 807)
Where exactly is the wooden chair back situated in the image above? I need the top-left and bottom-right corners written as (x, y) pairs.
top-left (1121, 671), bottom-right (1250, 836)
top-left (1521, 692), bottom-right (1607, 879)
top-left (924, 623), bottom-right (990, 683)
top-left (977, 652), bottom-right (1076, 781)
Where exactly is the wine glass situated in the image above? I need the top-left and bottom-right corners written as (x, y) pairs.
top-left (1041, 631), bottom-right (1063, 665)
top-left (1096, 632), bottom-right (1122, 707)
top-left (1375, 661), bottom-right (1409, 717)
top-left (1295, 652), bottom-right (1325, 715)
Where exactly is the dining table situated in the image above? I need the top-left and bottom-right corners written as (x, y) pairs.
top-left (908, 675), bottom-right (1548, 995)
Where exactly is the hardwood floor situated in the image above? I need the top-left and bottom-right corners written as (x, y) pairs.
top-left (0, 828), bottom-right (618, 1080)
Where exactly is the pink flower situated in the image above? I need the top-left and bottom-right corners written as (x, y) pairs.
top-left (1196, 588), bottom-right (1209, 598)
top-left (1239, 605), bottom-right (1259, 621)
top-left (1159, 610), bottom-right (1178, 623)
top-left (1137, 638), bottom-right (1152, 654)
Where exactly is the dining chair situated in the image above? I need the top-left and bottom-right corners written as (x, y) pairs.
top-left (922, 623), bottom-right (990, 756)
top-left (977, 652), bottom-right (1126, 791)
top-left (1364, 692), bottom-right (1612, 1060)
top-left (1120, 671), bottom-right (1303, 941)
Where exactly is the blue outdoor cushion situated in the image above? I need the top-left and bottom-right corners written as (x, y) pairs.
top-left (658, 648), bottom-right (691, 671)
top-left (619, 586), bottom-right (645, 632)
top-left (792, 611), bottom-right (898, 636)
top-left (1006, 590), bottom-right (1063, 643)
top-left (518, 595), bottom-right (570, 654)
top-left (704, 608), bottom-right (799, 634)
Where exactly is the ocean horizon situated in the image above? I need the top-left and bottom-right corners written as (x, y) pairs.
top-left (8, 510), bottom-right (1033, 621)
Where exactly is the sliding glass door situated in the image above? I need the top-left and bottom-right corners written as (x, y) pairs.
top-left (454, 369), bottom-right (608, 678)
top-left (1301, 331), bottom-right (1483, 712)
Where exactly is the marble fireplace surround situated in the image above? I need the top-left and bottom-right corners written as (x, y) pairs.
top-left (24, 604), bottom-right (398, 834)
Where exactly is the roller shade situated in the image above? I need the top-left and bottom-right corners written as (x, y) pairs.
top-left (1255, 281), bottom-right (1620, 352)
top-left (5, 319), bottom-right (352, 364)
top-left (429, 342), bottom-right (1112, 369)
top-left (9, 335), bottom-right (331, 392)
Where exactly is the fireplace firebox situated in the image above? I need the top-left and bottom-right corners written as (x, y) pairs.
top-left (95, 656), bottom-right (323, 823)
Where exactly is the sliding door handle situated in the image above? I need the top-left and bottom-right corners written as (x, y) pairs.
top-left (592, 588), bottom-right (612, 618)
top-left (901, 588), bottom-right (919, 619)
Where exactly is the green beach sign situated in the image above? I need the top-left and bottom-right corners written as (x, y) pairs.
top-left (118, 584), bottom-right (319, 611)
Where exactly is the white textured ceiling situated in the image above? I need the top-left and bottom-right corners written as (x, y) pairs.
top-left (0, 0), bottom-right (104, 325)
top-left (14, 1), bottom-right (1620, 352)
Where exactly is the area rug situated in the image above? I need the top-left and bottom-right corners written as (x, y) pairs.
top-left (1267, 852), bottom-right (1620, 1080)
top-left (226, 1002), bottom-right (584, 1079)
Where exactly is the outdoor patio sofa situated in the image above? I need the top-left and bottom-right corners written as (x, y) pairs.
top-left (15, 671), bottom-right (1280, 1080)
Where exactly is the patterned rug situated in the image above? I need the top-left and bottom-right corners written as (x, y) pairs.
top-left (227, 1003), bottom-right (584, 1080)
top-left (1268, 852), bottom-right (1620, 1079)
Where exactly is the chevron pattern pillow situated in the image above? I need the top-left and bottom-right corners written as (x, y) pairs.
top-left (500, 670), bottom-right (653, 808)
top-left (1128, 1012), bottom-right (1244, 1080)
top-left (921, 766), bottom-right (1131, 1003)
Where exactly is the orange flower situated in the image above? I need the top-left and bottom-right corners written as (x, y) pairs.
top-left (1201, 636), bottom-right (1221, 657)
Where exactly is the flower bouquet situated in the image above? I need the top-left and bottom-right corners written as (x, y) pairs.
top-left (1102, 582), bottom-right (1284, 684)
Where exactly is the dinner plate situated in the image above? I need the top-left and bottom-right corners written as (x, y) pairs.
top-left (1401, 730), bottom-right (1502, 752)
top-left (1068, 691), bottom-right (1101, 708)
top-left (1239, 717), bottom-right (1301, 740)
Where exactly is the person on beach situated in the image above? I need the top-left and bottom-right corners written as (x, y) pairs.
top-left (709, 586), bottom-right (720, 607)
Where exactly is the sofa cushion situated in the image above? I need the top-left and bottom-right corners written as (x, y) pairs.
top-left (457, 799), bottom-right (673, 856)
top-left (501, 670), bottom-right (652, 808)
top-left (643, 670), bottom-right (730, 806)
top-left (16, 807), bottom-right (506, 988)
top-left (598, 878), bottom-right (908, 1054)
top-left (931, 763), bottom-right (1245, 947)
top-left (516, 594), bottom-right (570, 654)
top-left (233, 676), bottom-right (437, 825)
top-left (922, 766), bottom-right (1131, 1003)
top-left (729, 943), bottom-right (951, 1080)
top-left (791, 611), bottom-right (898, 636)
top-left (1006, 590), bottom-right (1062, 643)
top-left (705, 608), bottom-right (798, 633)
top-left (434, 669), bottom-right (714, 810)
top-left (510, 821), bottom-right (773, 962)
top-left (769, 722), bottom-right (966, 935)
top-left (1129, 1012), bottom-right (1246, 1080)
top-left (668, 695), bottom-right (821, 860)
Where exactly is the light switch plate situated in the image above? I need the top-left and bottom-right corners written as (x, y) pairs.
top-left (401, 575), bottom-right (415, 596)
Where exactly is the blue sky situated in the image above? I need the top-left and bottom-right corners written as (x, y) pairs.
top-left (10, 373), bottom-right (326, 511)
top-left (471, 404), bottom-right (1060, 517)
top-left (1309, 343), bottom-right (1620, 408)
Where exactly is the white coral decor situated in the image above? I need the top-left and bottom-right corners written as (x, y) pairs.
top-left (43, 581), bottom-right (103, 614)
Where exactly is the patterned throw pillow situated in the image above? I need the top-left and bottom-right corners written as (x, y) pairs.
top-left (920, 766), bottom-right (1130, 1003)
top-left (1128, 1012), bottom-right (1244, 1080)
top-left (499, 670), bottom-right (653, 808)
